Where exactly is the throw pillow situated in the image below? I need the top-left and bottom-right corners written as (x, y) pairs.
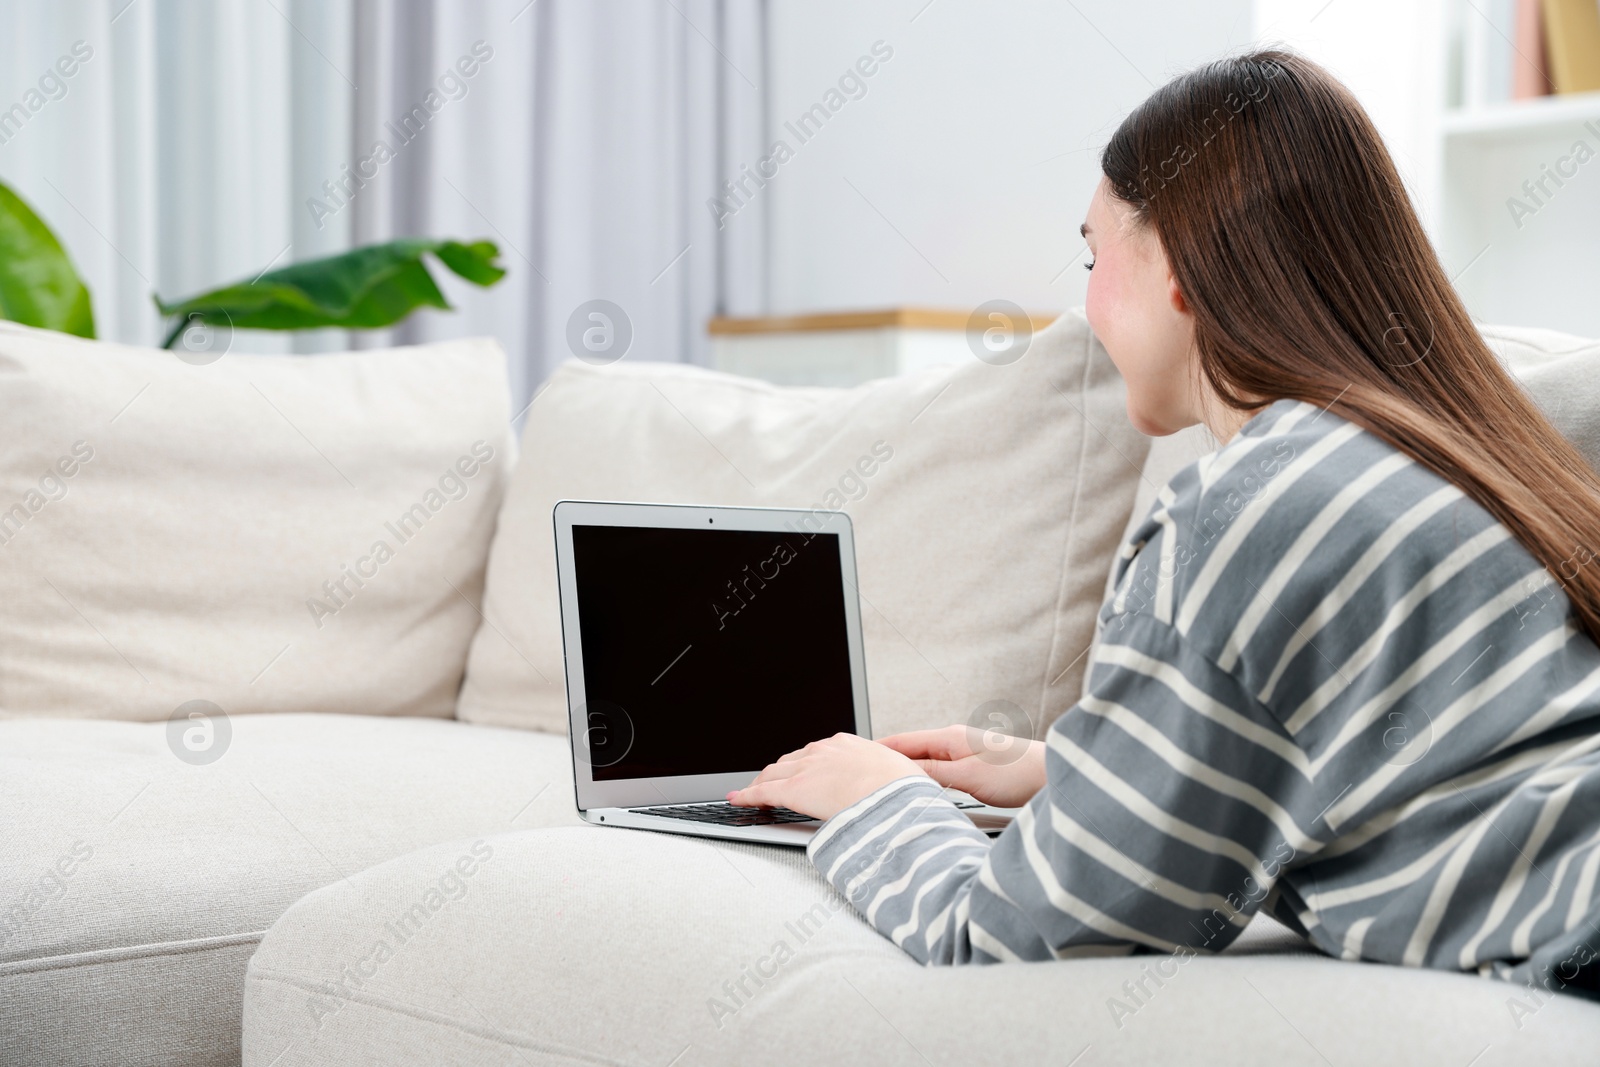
top-left (456, 309), bottom-right (1148, 740)
top-left (0, 323), bottom-right (514, 722)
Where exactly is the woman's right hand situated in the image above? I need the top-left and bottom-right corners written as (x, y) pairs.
top-left (876, 724), bottom-right (1047, 809)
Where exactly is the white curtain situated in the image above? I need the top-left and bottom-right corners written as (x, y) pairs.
top-left (0, 0), bottom-right (769, 410)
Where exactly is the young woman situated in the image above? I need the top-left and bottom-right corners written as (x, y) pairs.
top-left (728, 50), bottom-right (1600, 998)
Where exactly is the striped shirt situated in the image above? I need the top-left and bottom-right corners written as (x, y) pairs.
top-left (809, 399), bottom-right (1600, 999)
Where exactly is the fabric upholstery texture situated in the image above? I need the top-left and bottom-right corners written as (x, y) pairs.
top-left (457, 309), bottom-right (1149, 741)
top-left (0, 715), bottom-right (580, 1067)
top-left (0, 323), bottom-right (514, 721)
top-left (242, 825), bottom-right (1600, 1067)
top-left (1482, 322), bottom-right (1600, 472)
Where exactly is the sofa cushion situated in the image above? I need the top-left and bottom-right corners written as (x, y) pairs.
top-left (0, 714), bottom-right (581, 1067)
top-left (0, 322), bottom-right (514, 721)
top-left (1482, 322), bottom-right (1600, 472)
top-left (241, 825), bottom-right (1600, 1067)
top-left (458, 309), bottom-right (1149, 740)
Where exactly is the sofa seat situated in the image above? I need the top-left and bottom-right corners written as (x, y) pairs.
top-left (243, 826), bottom-right (1600, 1067)
top-left (0, 714), bottom-right (581, 1067)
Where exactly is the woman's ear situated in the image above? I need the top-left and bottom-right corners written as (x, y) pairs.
top-left (1168, 273), bottom-right (1189, 315)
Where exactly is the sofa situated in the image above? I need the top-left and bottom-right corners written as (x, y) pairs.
top-left (3, 313), bottom-right (1600, 1067)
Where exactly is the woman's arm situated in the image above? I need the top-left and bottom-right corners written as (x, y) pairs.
top-left (795, 611), bottom-right (1325, 965)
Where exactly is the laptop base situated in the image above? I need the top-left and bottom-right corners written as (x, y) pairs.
top-left (583, 804), bottom-right (1015, 848)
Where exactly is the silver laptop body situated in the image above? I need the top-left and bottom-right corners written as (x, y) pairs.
top-left (552, 499), bottom-right (1014, 846)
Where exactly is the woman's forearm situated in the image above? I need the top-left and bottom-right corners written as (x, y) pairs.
top-left (807, 776), bottom-right (1014, 964)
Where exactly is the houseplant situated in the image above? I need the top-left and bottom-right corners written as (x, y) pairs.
top-left (0, 179), bottom-right (505, 347)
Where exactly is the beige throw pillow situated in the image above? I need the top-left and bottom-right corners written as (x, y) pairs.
top-left (0, 323), bottom-right (514, 721)
top-left (456, 309), bottom-right (1149, 740)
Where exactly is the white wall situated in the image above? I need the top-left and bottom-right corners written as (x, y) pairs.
top-left (759, 0), bottom-right (1255, 318)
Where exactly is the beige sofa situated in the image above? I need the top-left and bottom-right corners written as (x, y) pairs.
top-left (3, 315), bottom-right (1600, 1066)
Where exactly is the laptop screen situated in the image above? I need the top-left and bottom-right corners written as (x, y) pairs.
top-left (570, 523), bottom-right (858, 781)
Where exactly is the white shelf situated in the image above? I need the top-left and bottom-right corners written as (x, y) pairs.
top-left (1442, 91), bottom-right (1600, 139)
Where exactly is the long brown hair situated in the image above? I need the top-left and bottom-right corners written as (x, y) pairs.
top-left (1101, 49), bottom-right (1600, 645)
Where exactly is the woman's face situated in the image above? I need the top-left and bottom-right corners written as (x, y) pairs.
top-left (1082, 177), bottom-right (1201, 437)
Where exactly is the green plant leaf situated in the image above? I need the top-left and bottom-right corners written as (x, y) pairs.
top-left (153, 238), bottom-right (506, 347)
top-left (0, 181), bottom-right (95, 338)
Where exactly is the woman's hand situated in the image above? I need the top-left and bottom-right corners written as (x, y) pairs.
top-left (876, 724), bottom-right (1046, 808)
top-left (727, 732), bottom-right (928, 821)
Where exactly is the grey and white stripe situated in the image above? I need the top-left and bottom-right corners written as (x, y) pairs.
top-left (809, 399), bottom-right (1600, 999)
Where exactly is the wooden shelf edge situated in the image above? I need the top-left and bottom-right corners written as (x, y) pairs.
top-left (708, 307), bottom-right (1058, 336)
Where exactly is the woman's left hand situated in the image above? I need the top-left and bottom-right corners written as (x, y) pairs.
top-left (727, 732), bottom-right (929, 821)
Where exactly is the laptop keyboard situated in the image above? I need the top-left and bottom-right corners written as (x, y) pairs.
top-left (628, 802), bottom-right (819, 826)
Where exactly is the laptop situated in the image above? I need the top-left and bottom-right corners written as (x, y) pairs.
top-left (552, 499), bottom-right (1017, 846)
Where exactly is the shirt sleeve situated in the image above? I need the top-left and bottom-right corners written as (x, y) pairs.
top-left (807, 609), bottom-right (1326, 965)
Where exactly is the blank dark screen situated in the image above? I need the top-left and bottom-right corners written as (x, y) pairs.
top-left (571, 524), bottom-right (859, 781)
